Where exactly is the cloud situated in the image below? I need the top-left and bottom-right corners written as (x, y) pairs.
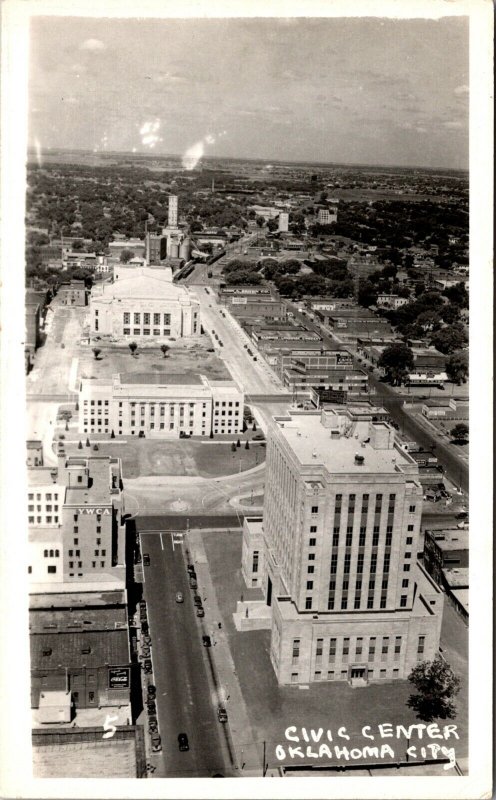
top-left (80, 38), bottom-right (106, 51)
top-left (454, 84), bottom-right (469, 95)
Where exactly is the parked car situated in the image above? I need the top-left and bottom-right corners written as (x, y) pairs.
top-left (189, 577), bottom-right (198, 589)
top-left (139, 600), bottom-right (147, 612)
top-left (147, 700), bottom-right (157, 715)
top-left (253, 356), bottom-right (257, 361)
top-left (457, 521), bottom-right (468, 529)
top-left (187, 565), bottom-right (195, 575)
top-left (178, 733), bottom-right (189, 751)
top-left (143, 634), bottom-right (151, 646)
top-left (456, 511), bottom-right (468, 520)
top-left (252, 433), bottom-right (265, 441)
top-left (141, 646), bottom-right (151, 659)
top-left (143, 554), bottom-right (150, 566)
top-left (148, 716), bottom-right (158, 734)
top-left (143, 659), bottom-right (152, 674)
top-left (175, 591), bottom-right (184, 603)
top-left (141, 621), bottom-right (149, 635)
top-left (196, 606), bottom-right (205, 618)
top-left (193, 594), bottom-right (202, 607)
top-left (202, 635), bottom-right (211, 647)
top-left (147, 684), bottom-right (156, 700)
top-left (151, 734), bottom-right (162, 753)
top-left (217, 706), bottom-right (228, 723)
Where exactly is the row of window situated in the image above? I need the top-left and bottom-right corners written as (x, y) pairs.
top-left (29, 516), bottom-right (59, 524)
top-left (310, 500), bottom-right (416, 515)
top-left (291, 668), bottom-right (401, 682)
top-left (28, 493), bottom-right (59, 501)
top-left (123, 312), bottom-right (171, 325)
top-left (123, 328), bottom-right (171, 336)
top-left (292, 634), bottom-right (424, 662)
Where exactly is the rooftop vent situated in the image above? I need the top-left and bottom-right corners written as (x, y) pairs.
top-left (354, 453), bottom-right (365, 465)
top-left (312, 450), bottom-right (317, 458)
top-left (296, 431), bottom-right (302, 437)
top-left (42, 648), bottom-right (52, 656)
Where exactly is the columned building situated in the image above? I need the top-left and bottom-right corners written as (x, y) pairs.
top-left (242, 408), bottom-right (443, 685)
top-left (79, 373), bottom-right (244, 438)
top-left (89, 267), bottom-right (200, 340)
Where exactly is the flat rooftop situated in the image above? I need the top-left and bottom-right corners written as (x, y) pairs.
top-left (442, 567), bottom-right (469, 588)
top-left (118, 372), bottom-right (202, 386)
top-left (274, 415), bottom-right (416, 475)
top-left (65, 457), bottom-right (113, 506)
top-left (29, 589), bottom-right (127, 608)
top-left (427, 528), bottom-right (469, 551)
top-left (30, 628), bottom-right (130, 670)
top-left (29, 606), bottom-right (128, 633)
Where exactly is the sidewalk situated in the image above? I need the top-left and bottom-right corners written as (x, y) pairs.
top-left (187, 529), bottom-right (262, 775)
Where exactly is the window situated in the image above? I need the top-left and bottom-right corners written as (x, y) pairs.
top-left (367, 598), bottom-right (374, 609)
top-left (368, 638), bottom-right (376, 659)
top-left (407, 524), bottom-right (414, 532)
top-left (333, 526), bottom-right (340, 535)
top-left (307, 565), bottom-right (315, 574)
top-left (386, 525), bottom-right (393, 534)
top-left (403, 564), bottom-right (410, 572)
top-left (341, 598), bottom-right (348, 609)
top-left (311, 506), bottom-right (319, 514)
top-left (330, 554), bottom-right (338, 574)
top-left (332, 533), bottom-right (339, 546)
top-left (306, 581), bottom-right (313, 590)
top-left (305, 598), bottom-right (312, 609)
top-left (400, 595), bottom-right (407, 607)
top-left (308, 553), bottom-right (315, 561)
top-left (310, 525), bottom-right (317, 533)
top-left (406, 536), bottom-right (413, 545)
top-left (252, 551), bottom-right (259, 573)
top-left (355, 637), bottom-right (363, 656)
top-left (402, 579), bottom-right (409, 588)
top-left (291, 673), bottom-right (298, 683)
top-left (372, 533), bottom-right (379, 546)
top-left (345, 533), bottom-right (353, 546)
top-left (144, 313), bottom-right (150, 325)
top-left (28, 566), bottom-right (32, 574)
top-left (316, 638), bottom-right (323, 662)
top-left (153, 313), bottom-right (160, 325)
top-left (385, 533), bottom-right (392, 546)
top-left (123, 312), bottom-right (130, 324)
top-left (73, 526), bottom-right (78, 534)
top-left (69, 561), bottom-right (74, 568)
top-left (342, 638), bottom-right (350, 658)
top-left (409, 505), bottom-right (416, 513)
top-left (417, 635), bottom-right (425, 655)
top-left (309, 538), bottom-right (316, 547)
top-left (346, 526), bottom-right (353, 535)
top-left (47, 566), bottom-right (56, 574)
top-left (163, 313), bottom-right (171, 325)
top-left (134, 312), bottom-right (140, 324)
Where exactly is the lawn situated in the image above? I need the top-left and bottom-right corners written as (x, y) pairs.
top-left (202, 529), bottom-right (468, 771)
top-left (63, 438), bottom-right (265, 479)
top-left (78, 334), bottom-right (231, 383)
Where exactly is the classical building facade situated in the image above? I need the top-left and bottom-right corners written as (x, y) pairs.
top-left (242, 409), bottom-right (444, 685)
top-left (89, 267), bottom-right (200, 340)
top-left (78, 373), bottom-right (244, 438)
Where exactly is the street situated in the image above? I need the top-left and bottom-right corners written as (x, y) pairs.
top-left (140, 530), bottom-right (234, 777)
top-left (285, 302), bottom-right (469, 492)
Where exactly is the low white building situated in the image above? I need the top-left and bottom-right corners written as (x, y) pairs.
top-left (376, 294), bottom-right (409, 309)
top-left (79, 373), bottom-right (244, 438)
top-left (89, 267), bottom-right (200, 340)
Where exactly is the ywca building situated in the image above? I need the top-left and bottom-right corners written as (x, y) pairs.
top-left (28, 454), bottom-right (126, 590)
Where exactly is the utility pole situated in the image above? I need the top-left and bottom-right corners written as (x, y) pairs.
top-left (262, 740), bottom-right (267, 776)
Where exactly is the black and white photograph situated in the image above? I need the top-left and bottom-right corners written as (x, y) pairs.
top-left (0, 0), bottom-right (492, 797)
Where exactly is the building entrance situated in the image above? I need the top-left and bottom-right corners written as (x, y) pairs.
top-left (350, 667), bottom-right (366, 679)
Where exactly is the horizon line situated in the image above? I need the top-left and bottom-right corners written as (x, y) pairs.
top-left (27, 145), bottom-right (469, 175)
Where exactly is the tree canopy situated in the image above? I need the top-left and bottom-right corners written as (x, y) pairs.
top-left (445, 350), bottom-right (468, 384)
top-left (407, 656), bottom-right (461, 722)
top-left (378, 342), bottom-right (414, 385)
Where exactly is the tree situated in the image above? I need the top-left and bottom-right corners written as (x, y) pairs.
top-left (93, 443), bottom-right (99, 451)
top-left (451, 423), bottom-right (469, 442)
top-left (358, 280), bottom-right (378, 308)
top-left (92, 347), bottom-right (102, 360)
top-left (59, 410), bottom-right (72, 431)
top-left (85, 437), bottom-right (90, 447)
top-left (445, 350), bottom-right (468, 384)
top-left (255, 216), bottom-right (265, 228)
top-left (407, 656), bottom-right (461, 721)
top-left (160, 344), bottom-right (170, 358)
top-left (231, 442), bottom-right (236, 452)
top-left (78, 440), bottom-right (83, 449)
top-left (245, 440), bottom-right (250, 449)
top-left (252, 421), bottom-right (257, 431)
top-left (110, 430), bottom-right (115, 439)
top-left (120, 248), bottom-right (134, 263)
top-left (236, 439), bottom-right (241, 448)
top-left (378, 343), bottom-right (414, 385)
top-left (72, 239), bottom-right (84, 252)
top-left (267, 218), bottom-right (278, 232)
top-left (129, 342), bottom-right (138, 356)
top-left (430, 324), bottom-right (468, 355)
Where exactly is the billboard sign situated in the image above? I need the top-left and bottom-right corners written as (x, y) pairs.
top-left (108, 667), bottom-right (130, 689)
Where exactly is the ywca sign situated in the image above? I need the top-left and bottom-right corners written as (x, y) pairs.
top-left (77, 507), bottom-right (111, 515)
top-left (108, 667), bottom-right (130, 689)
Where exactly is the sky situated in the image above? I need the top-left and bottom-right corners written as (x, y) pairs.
top-left (28, 16), bottom-right (469, 169)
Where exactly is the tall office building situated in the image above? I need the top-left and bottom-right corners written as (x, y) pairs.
top-left (278, 212), bottom-right (289, 233)
top-left (242, 408), bottom-right (443, 685)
